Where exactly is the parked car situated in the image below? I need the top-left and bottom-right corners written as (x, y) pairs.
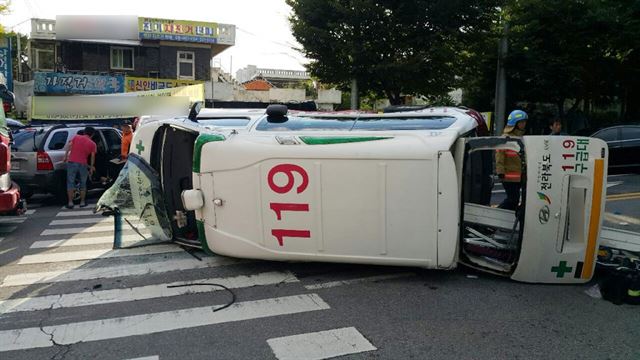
top-left (11, 124), bottom-right (122, 201)
top-left (591, 125), bottom-right (640, 172)
top-left (6, 118), bottom-right (27, 133)
top-left (0, 105), bottom-right (25, 215)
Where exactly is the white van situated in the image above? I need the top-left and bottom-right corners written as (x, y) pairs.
top-left (98, 105), bottom-right (611, 284)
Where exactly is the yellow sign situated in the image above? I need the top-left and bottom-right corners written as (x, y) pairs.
top-left (124, 84), bottom-right (205, 104)
top-left (138, 18), bottom-right (219, 44)
top-left (125, 76), bottom-right (202, 92)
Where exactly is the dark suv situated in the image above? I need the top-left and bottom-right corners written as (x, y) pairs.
top-left (11, 124), bottom-right (122, 201)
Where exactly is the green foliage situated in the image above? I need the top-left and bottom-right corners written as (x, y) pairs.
top-left (505, 0), bottom-right (640, 119)
top-left (0, 1), bottom-right (11, 34)
top-left (287, 0), bottom-right (502, 105)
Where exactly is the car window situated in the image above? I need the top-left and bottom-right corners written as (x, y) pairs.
top-left (198, 117), bottom-right (251, 127)
top-left (593, 128), bottom-right (619, 142)
top-left (621, 127), bottom-right (640, 141)
top-left (48, 131), bottom-right (69, 150)
top-left (89, 132), bottom-right (107, 153)
top-left (12, 130), bottom-right (46, 152)
top-left (101, 129), bottom-right (122, 152)
top-left (255, 116), bottom-right (355, 131)
top-left (352, 116), bottom-right (457, 130)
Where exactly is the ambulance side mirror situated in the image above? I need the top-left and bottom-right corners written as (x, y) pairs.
top-left (188, 102), bottom-right (203, 122)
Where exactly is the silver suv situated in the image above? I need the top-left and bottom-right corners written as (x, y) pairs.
top-left (11, 124), bottom-right (122, 202)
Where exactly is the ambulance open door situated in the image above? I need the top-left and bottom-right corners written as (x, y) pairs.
top-left (511, 136), bottom-right (607, 283)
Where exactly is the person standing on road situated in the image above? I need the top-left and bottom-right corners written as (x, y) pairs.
top-left (121, 124), bottom-right (133, 159)
top-left (63, 126), bottom-right (97, 209)
top-left (496, 110), bottom-right (527, 210)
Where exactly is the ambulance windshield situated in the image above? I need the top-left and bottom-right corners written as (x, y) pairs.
top-left (255, 116), bottom-right (456, 131)
top-left (96, 154), bottom-right (173, 241)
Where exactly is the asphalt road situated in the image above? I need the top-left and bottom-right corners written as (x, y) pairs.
top-left (0, 175), bottom-right (638, 360)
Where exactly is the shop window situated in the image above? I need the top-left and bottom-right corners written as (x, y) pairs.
top-left (111, 47), bottom-right (134, 70)
top-left (177, 51), bottom-right (195, 80)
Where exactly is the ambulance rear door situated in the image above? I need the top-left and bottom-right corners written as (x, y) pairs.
top-left (511, 136), bottom-right (608, 283)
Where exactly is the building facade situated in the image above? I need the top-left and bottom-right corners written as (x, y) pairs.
top-left (26, 16), bottom-right (235, 95)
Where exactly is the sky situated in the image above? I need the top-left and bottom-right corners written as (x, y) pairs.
top-left (1, 0), bottom-right (310, 74)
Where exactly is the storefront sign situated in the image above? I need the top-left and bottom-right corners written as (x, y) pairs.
top-left (0, 37), bottom-right (12, 91)
top-left (125, 76), bottom-right (202, 92)
top-left (33, 72), bottom-right (124, 94)
top-left (138, 18), bottom-right (218, 44)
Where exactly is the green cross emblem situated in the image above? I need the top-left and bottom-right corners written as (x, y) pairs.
top-left (551, 261), bottom-right (573, 278)
top-left (135, 140), bottom-right (145, 155)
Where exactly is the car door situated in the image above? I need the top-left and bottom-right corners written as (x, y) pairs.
top-left (592, 128), bottom-right (621, 168)
top-left (100, 128), bottom-right (122, 161)
top-left (620, 126), bottom-right (640, 168)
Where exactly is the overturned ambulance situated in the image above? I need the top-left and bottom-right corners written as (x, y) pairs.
top-left (98, 104), bottom-right (636, 284)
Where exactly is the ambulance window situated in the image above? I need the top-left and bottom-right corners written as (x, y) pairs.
top-left (255, 116), bottom-right (354, 131)
top-left (352, 116), bottom-right (456, 130)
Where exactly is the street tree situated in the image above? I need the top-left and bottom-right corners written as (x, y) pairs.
top-left (0, 1), bottom-right (10, 34)
top-left (287, 0), bottom-right (502, 105)
top-left (505, 0), bottom-right (640, 120)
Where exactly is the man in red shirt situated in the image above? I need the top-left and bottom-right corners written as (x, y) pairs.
top-left (63, 126), bottom-right (97, 209)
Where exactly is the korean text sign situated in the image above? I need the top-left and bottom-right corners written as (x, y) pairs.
top-left (33, 72), bottom-right (124, 94)
top-left (138, 18), bottom-right (219, 44)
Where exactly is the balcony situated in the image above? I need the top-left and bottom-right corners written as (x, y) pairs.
top-left (30, 19), bottom-right (56, 40)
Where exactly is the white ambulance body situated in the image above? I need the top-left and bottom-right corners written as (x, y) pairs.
top-left (101, 106), bottom-right (610, 284)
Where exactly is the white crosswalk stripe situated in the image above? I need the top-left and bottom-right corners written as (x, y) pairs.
top-left (49, 217), bottom-right (114, 226)
top-left (0, 271), bottom-right (298, 314)
top-left (30, 234), bottom-right (148, 249)
top-left (267, 327), bottom-right (376, 360)
top-left (56, 210), bottom-right (99, 217)
top-left (0, 203), bottom-right (376, 358)
top-left (0, 294), bottom-right (330, 352)
top-left (17, 244), bottom-right (184, 264)
top-left (41, 223), bottom-right (145, 236)
top-left (1, 255), bottom-right (245, 287)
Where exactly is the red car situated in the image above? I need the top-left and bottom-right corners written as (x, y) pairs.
top-left (0, 106), bottom-right (25, 215)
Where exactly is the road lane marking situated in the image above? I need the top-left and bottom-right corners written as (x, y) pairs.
top-left (0, 271), bottom-right (298, 314)
top-left (304, 273), bottom-right (414, 290)
top-left (606, 195), bottom-right (640, 202)
top-left (0, 294), bottom-right (330, 352)
top-left (607, 191), bottom-right (640, 199)
top-left (25, 209), bottom-right (35, 215)
top-left (267, 327), bottom-right (376, 360)
top-left (604, 213), bottom-right (640, 225)
top-left (30, 234), bottom-right (149, 249)
top-left (124, 357), bottom-right (159, 360)
top-left (0, 256), bottom-right (244, 287)
top-left (18, 245), bottom-right (184, 264)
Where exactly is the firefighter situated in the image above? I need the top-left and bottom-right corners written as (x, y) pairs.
top-left (496, 110), bottom-right (527, 210)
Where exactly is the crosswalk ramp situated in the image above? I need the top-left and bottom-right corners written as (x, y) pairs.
top-left (0, 208), bottom-right (380, 359)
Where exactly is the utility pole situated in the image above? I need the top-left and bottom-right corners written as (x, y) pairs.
top-left (350, 79), bottom-right (358, 110)
top-left (16, 34), bottom-right (21, 82)
top-left (494, 21), bottom-right (509, 135)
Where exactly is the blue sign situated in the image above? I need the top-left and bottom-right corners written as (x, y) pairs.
top-left (0, 40), bottom-right (12, 91)
top-left (33, 72), bottom-right (125, 94)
